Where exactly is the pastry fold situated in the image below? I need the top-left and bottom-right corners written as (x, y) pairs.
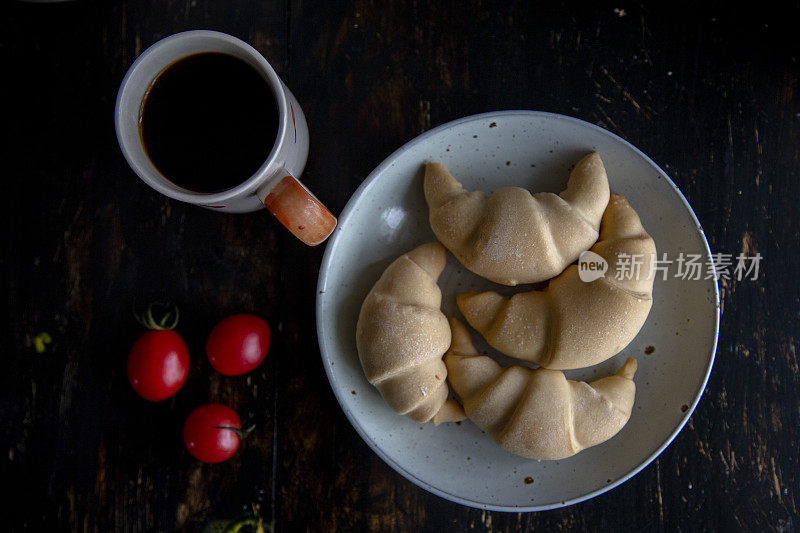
top-left (445, 318), bottom-right (637, 460)
top-left (458, 194), bottom-right (655, 369)
top-left (356, 243), bottom-right (466, 424)
top-left (425, 152), bottom-right (610, 285)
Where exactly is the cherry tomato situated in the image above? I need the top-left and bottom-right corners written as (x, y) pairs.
top-left (206, 314), bottom-right (271, 376)
top-left (127, 329), bottom-right (190, 402)
top-left (183, 404), bottom-right (242, 463)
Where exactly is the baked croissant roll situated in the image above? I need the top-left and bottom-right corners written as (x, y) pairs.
top-left (445, 318), bottom-right (637, 460)
top-left (424, 152), bottom-right (610, 285)
top-left (356, 242), bottom-right (466, 425)
top-left (458, 194), bottom-right (655, 369)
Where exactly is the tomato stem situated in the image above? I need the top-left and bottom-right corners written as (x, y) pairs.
top-left (134, 302), bottom-right (180, 330)
top-left (214, 424), bottom-right (256, 440)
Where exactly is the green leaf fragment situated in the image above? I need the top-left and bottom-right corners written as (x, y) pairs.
top-left (33, 332), bottom-right (52, 353)
top-left (201, 518), bottom-right (271, 533)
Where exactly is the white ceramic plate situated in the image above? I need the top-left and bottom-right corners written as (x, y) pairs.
top-left (316, 111), bottom-right (719, 511)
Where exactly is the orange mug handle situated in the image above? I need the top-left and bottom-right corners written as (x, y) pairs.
top-left (260, 174), bottom-right (337, 246)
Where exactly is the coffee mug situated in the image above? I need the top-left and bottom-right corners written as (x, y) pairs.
top-left (115, 30), bottom-right (336, 246)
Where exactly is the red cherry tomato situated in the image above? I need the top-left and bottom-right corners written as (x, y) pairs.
top-left (183, 404), bottom-right (242, 463)
top-left (127, 329), bottom-right (190, 402)
top-left (206, 314), bottom-right (271, 376)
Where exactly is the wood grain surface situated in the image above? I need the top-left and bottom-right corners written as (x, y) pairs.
top-left (3, 1), bottom-right (798, 531)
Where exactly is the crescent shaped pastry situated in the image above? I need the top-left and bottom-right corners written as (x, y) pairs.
top-left (445, 318), bottom-right (637, 460)
top-left (356, 242), bottom-right (466, 424)
top-left (425, 152), bottom-right (610, 285)
top-left (458, 194), bottom-right (656, 369)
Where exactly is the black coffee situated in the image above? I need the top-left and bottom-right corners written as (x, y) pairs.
top-left (139, 52), bottom-right (278, 193)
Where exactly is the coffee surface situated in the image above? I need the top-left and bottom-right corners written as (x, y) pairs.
top-left (140, 52), bottom-right (278, 193)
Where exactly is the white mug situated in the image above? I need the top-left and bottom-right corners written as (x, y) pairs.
top-left (115, 30), bottom-right (336, 246)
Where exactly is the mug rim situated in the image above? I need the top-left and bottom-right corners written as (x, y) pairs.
top-left (114, 30), bottom-right (289, 204)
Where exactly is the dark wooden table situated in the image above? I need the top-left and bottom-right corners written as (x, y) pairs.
top-left (3, 1), bottom-right (799, 531)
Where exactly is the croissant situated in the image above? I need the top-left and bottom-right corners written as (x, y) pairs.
top-left (356, 242), bottom-right (466, 425)
top-left (458, 194), bottom-right (656, 369)
top-left (424, 152), bottom-right (610, 285)
top-left (445, 318), bottom-right (637, 460)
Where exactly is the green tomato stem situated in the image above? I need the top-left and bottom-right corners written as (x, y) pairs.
top-left (213, 424), bottom-right (255, 440)
top-left (134, 302), bottom-right (180, 330)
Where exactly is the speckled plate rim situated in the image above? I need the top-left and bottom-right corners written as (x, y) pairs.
top-left (316, 110), bottom-right (720, 512)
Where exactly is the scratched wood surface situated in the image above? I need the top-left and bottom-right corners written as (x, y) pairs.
top-left (3, 1), bottom-right (798, 531)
